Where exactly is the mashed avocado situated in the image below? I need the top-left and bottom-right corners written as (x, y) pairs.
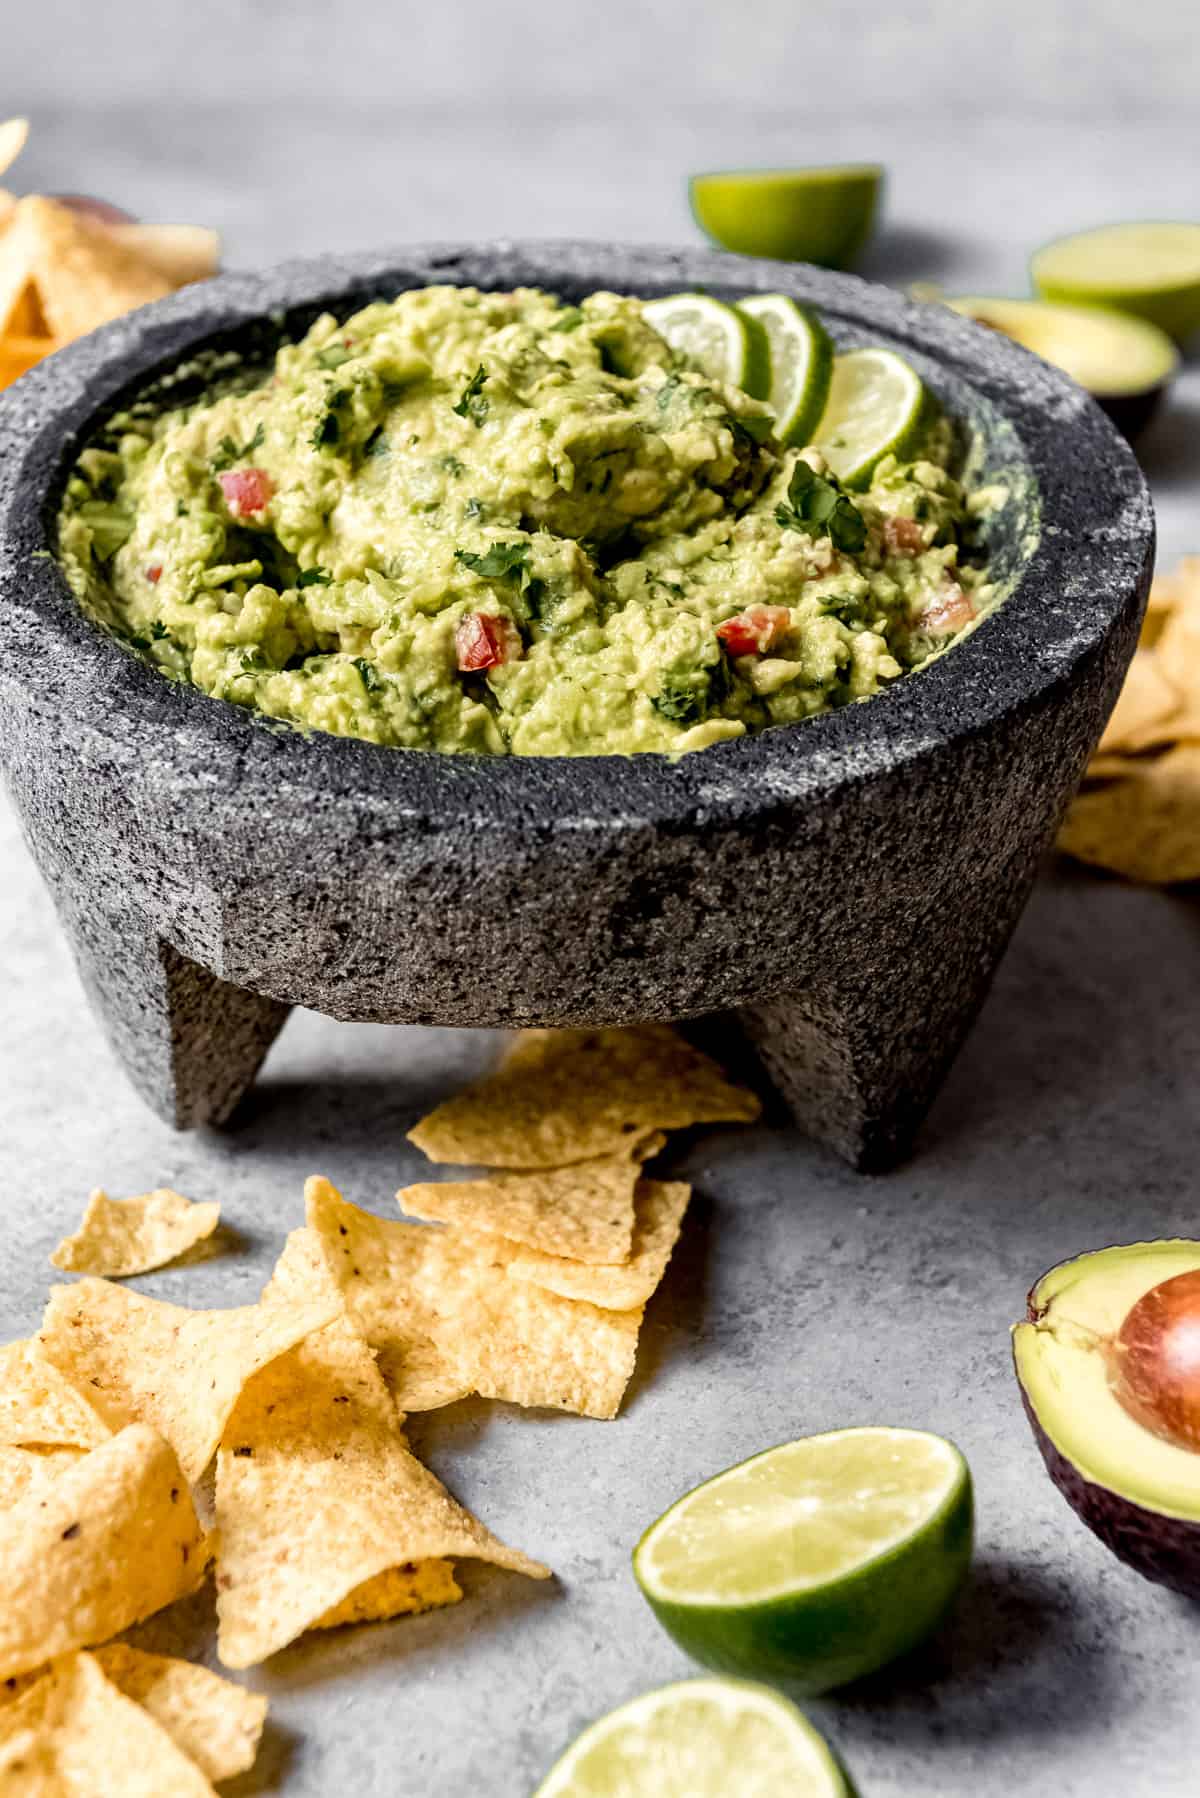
top-left (57, 286), bottom-right (994, 757)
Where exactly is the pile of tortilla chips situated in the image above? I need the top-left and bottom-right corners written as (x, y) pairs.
top-left (0, 1024), bottom-right (757, 1781)
top-left (1059, 558), bottom-right (1200, 884)
top-left (0, 118), bottom-right (218, 392)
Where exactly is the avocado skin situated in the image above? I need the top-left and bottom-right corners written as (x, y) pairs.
top-left (1019, 1388), bottom-right (1200, 1599)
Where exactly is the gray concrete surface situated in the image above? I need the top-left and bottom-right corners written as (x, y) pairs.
top-left (3, 3), bottom-right (1200, 1790)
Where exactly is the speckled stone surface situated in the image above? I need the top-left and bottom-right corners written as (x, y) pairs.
top-left (0, 244), bottom-right (1154, 1168)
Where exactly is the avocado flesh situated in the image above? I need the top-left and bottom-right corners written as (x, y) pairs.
top-left (1014, 1241), bottom-right (1200, 1595)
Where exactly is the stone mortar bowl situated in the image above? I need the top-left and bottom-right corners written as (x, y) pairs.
top-left (0, 243), bottom-right (1154, 1170)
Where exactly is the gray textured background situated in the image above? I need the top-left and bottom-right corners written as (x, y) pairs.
top-left (3, 3), bottom-right (1200, 1793)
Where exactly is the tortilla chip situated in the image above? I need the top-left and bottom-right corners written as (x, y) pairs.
top-left (0, 333), bottom-right (54, 389)
top-left (86, 1646), bottom-right (265, 1784)
top-left (0, 122), bottom-right (27, 183)
top-left (0, 1447), bottom-right (86, 1515)
top-left (308, 1178), bottom-right (644, 1418)
top-left (1060, 746), bottom-right (1200, 884)
top-left (0, 1652), bottom-right (216, 1797)
top-left (314, 1560), bottom-right (462, 1630)
top-left (38, 1277), bottom-right (338, 1481)
top-left (0, 205), bottom-right (38, 338)
top-left (105, 223), bottom-right (219, 288)
top-left (398, 1132), bottom-right (665, 1264)
top-left (214, 1228), bottom-right (548, 1667)
top-left (0, 1425), bottom-right (205, 1681)
top-left (19, 196), bottom-right (172, 342)
top-left (50, 1187), bottom-right (219, 1278)
top-left (505, 1179), bottom-right (690, 1310)
top-left (0, 1340), bottom-right (110, 1450)
top-left (408, 1024), bottom-right (759, 1167)
top-left (1098, 652), bottom-right (1182, 756)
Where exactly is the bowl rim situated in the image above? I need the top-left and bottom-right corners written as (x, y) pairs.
top-left (0, 239), bottom-right (1154, 833)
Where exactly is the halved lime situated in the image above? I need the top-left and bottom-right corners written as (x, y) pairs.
top-left (643, 292), bottom-right (770, 398)
top-left (633, 1426), bottom-right (973, 1694)
top-left (533, 1678), bottom-right (855, 1797)
top-left (1031, 223), bottom-right (1200, 343)
top-left (947, 294), bottom-right (1178, 442)
top-left (814, 347), bottom-right (927, 488)
top-left (690, 166), bottom-right (883, 269)
top-left (737, 294), bottom-right (833, 446)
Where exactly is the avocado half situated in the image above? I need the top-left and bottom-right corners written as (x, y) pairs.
top-left (1014, 1241), bottom-right (1200, 1597)
top-left (947, 296), bottom-right (1178, 444)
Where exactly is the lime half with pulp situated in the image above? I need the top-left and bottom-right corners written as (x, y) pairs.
top-left (643, 292), bottom-right (770, 398)
top-left (633, 1425), bottom-right (973, 1693)
top-left (737, 294), bottom-right (833, 445)
top-left (690, 165), bottom-right (882, 268)
top-left (1032, 222), bottom-right (1200, 343)
top-left (814, 347), bottom-right (926, 487)
top-left (533, 1677), bottom-right (855, 1798)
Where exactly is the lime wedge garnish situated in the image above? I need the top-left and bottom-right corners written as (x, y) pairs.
top-left (690, 165), bottom-right (883, 269)
top-left (813, 347), bottom-right (926, 488)
top-left (1032, 223), bottom-right (1200, 343)
top-left (633, 1426), bottom-right (973, 1693)
top-left (533, 1678), bottom-right (855, 1798)
top-left (643, 292), bottom-right (770, 398)
top-left (737, 294), bottom-right (833, 446)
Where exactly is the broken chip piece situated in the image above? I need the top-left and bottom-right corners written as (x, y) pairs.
top-left (38, 1276), bottom-right (338, 1481)
top-left (214, 1228), bottom-right (548, 1667)
top-left (0, 1340), bottom-right (110, 1451)
top-left (503, 1179), bottom-right (691, 1311)
top-left (408, 1024), bottom-right (759, 1167)
top-left (0, 1425), bottom-right (206, 1682)
top-left (50, 1187), bottom-right (219, 1278)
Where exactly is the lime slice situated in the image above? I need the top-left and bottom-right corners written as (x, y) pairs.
top-left (633, 1426), bottom-right (973, 1694)
top-left (947, 294), bottom-right (1178, 443)
top-left (814, 347), bottom-right (927, 488)
top-left (533, 1678), bottom-right (855, 1798)
top-left (737, 294), bottom-right (833, 446)
top-left (690, 166), bottom-right (883, 269)
top-left (1032, 223), bottom-right (1200, 343)
top-left (643, 293), bottom-right (770, 399)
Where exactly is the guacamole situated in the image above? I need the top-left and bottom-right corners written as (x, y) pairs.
top-left (57, 287), bottom-right (994, 757)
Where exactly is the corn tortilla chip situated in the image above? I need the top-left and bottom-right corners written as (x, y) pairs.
top-left (0, 121), bottom-right (27, 182)
top-left (0, 1424), bottom-right (205, 1681)
top-left (38, 1277), bottom-right (337, 1482)
top-left (105, 223), bottom-right (219, 288)
top-left (505, 1179), bottom-right (691, 1310)
top-left (0, 333), bottom-right (54, 389)
top-left (0, 1447), bottom-right (86, 1515)
top-left (309, 1178), bottom-right (644, 1418)
top-left (409, 1024), bottom-right (759, 1167)
top-left (398, 1132), bottom-right (665, 1264)
top-left (1060, 746), bottom-right (1200, 884)
top-left (1098, 652), bottom-right (1182, 756)
top-left (314, 1559), bottom-right (462, 1630)
top-left (19, 197), bottom-right (172, 342)
top-left (214, 1228), bottom-right (548, 1667)
top-left (0, 1652), bottom-right (216, 1797)
top-left (50, 1187), bottom-right (219, 1278)
top-left (0, 1340), bottom-right (109, 1450)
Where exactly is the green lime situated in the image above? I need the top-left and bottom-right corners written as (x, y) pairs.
top-left (532, 1677), bottom-right (856, 1798)
top-left (633, 1425), bottom-right (973, 1694)
top-left (1031, 223), bottom-right (1200, 343)
top-left (737, 294), bottom-right (833, 445)
top-left (689, 166), bottom-right (883, 269)
top-left (814, 347), bottom-right (927, 488)
top-left (643, 292), bottom-right (770, 398)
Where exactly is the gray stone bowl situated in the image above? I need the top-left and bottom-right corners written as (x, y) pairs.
top-left (0, 243), bottom-right (1154, 1169)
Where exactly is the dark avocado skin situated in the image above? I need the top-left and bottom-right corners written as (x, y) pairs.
top-left (1019, 1387), bottom-right (1200, 1600)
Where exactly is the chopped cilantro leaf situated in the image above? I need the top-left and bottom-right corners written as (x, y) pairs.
top-left (455, 542), bottom-right (530, 581)
top-left (352, 657), bottom-right (382, 693)
top-left (211, 422), bottom-right (265, 471)
top-left (452, 365), bottom-right (489, 427)
top-left (776, 460), bottom-right (866, 554)
top-left (550, 306), bottom-right (584, 332)
top-left (296, 567), bottom-right (332, 588)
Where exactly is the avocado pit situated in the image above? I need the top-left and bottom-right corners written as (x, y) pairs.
top-left (1110, 1269), bottom-right (1200, 1454)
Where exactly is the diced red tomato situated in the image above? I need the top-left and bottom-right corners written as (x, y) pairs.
top-left (218, 467), bottom-right (274, 516)
top-left (145, 563), bottom-right (163, 584)
top-left (716, 604), bottom-right (792, 658)
top-left (918, 583), bottom-right (975, 637)
top-left (882, 516), bottom-right (926, 556)
top-left (456, 612), bottom-right (522, 672)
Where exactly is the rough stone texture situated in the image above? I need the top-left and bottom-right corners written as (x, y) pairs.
top-left (0, 244), bottom-right (1153, 1166)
